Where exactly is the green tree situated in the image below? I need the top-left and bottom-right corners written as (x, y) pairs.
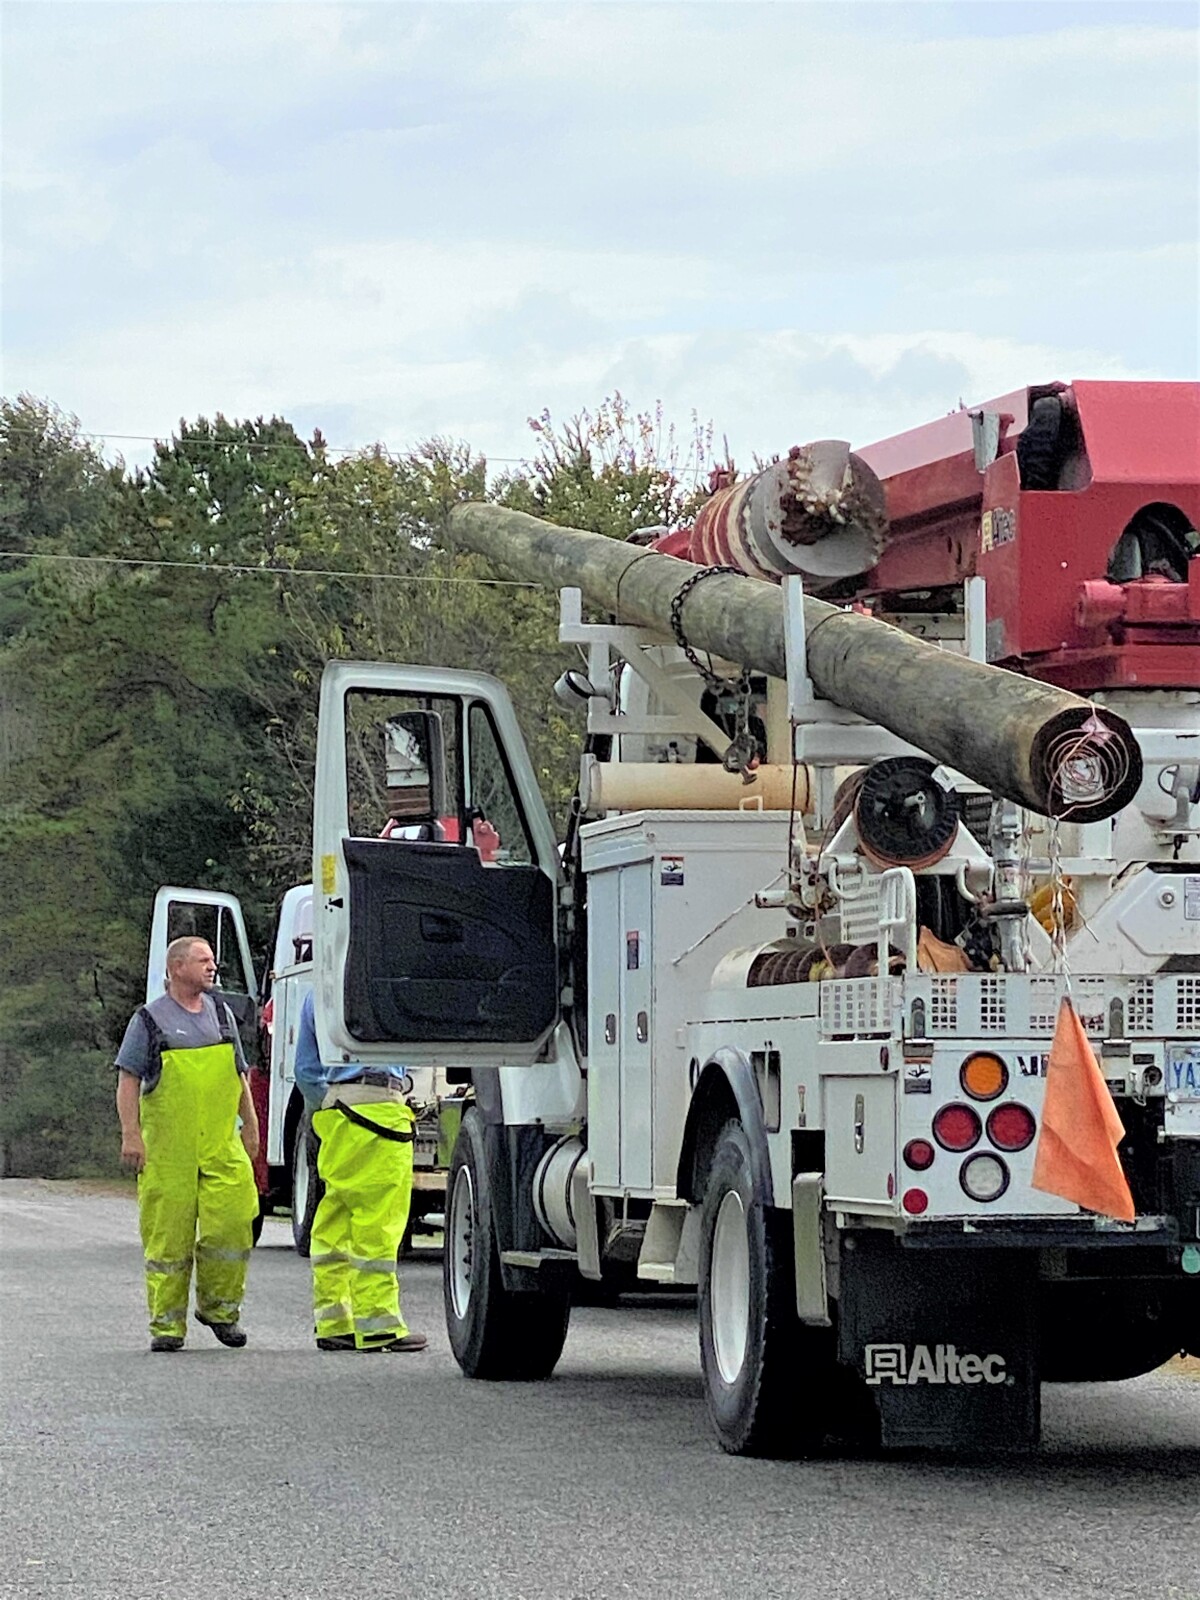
top-left (0, 392), bottom-right (716, 1176)
top-left (496, 391), bottom-right (714, 537)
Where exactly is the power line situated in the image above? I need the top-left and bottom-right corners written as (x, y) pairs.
top-left (0, 422), bottom-right (712, 474)
top-left (0, 549), bottom-right (541, 586)
top-left (0, 421), bottom-right (526, 464)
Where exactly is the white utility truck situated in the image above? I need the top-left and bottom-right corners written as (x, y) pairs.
top-left (315, 387), bottom-right (1200, 1450)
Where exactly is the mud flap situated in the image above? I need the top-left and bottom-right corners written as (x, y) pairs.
top-left (838, 1233), bottom-right (1040, 1450)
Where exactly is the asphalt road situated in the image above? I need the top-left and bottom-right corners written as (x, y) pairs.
top-left (1, 1180), bottom-right (1197, 1600)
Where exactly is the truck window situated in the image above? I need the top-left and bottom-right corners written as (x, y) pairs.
top-left (162, 899), bottom-right (254, 999)
top-left (343, 691), bottom-right (463, 840)
top-left (467, 701), bottom-right (535, 866)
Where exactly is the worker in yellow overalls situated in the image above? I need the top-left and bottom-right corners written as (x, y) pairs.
top-left (115, 936), bottom-right (259, 1352)
top-left (295, 990), bottom-right (426, 1352)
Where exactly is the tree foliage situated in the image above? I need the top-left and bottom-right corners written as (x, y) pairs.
top-left (0, 390), bottom-right (714, 1176)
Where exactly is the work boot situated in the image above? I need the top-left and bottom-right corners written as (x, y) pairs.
top-left (150, 1335), bottom-right (184, 1353)
top-left (371, 1332), bottom-right (428, 1353)
top-left (315, 1335), bottom-right (357, 1351)
top-left (196, 1313), bottom-right (247, 1349)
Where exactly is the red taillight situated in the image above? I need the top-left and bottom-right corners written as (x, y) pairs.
top-left (932, 1103), bottom-right (982, 1152)
top-left (903, 1139), bottom-right (935, 1171)
top-left (902, 1188), bottom-right (929, 1215)
top-left (987, 1102), bottom-right (1037, 1152)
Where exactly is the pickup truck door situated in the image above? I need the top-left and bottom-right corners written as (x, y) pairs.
top-left (312, 661), bottom-right (560, 1069)
top-left (146, 886), bottom-right (260, 1062)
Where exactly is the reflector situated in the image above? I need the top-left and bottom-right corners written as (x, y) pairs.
top-left (902, 1188), bottom-right (929, 1215)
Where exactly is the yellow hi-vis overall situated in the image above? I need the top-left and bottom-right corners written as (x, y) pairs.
top-left (311, 1095), bottom-right (415, 1348)
top-left (136, 1008), bottom-right (258, 1340)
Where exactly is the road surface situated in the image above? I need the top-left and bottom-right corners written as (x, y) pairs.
top-left (0, 1180), bottom-right (1196, 1600)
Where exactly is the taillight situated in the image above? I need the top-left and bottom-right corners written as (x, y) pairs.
top-left (960, 1052), bottom-right (1008, 1101)
top-left (903, 1139), bottom-right (935, 1171)
top-left (932, 1103), bottom-right (981, 1152)
top-left (902, 1188), bottom-right (929, 1215)
top-left (987, 1103), bottom-right (1036, 1152)
top-left (960, 1153), bottom-right (1010, 1202)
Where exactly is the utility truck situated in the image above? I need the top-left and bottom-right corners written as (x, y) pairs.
top-left (309, 380), bottom-right (1199, 1453)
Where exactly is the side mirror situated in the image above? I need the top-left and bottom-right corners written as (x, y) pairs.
top-left (383, 710), bottom-right (448, 827)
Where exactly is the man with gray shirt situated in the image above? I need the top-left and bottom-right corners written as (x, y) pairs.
top-left (115, 936), bottom-right (260, 1352)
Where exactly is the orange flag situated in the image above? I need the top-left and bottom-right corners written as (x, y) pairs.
top-left (1031, 996), bottom-right (1136, 1222)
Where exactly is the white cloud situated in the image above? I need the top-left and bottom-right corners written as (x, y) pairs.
top-left (2, 2), bottom-right (1195, 471)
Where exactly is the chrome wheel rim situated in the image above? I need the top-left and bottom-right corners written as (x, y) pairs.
top-left (448, 1164), bottom-right (475, 1320)
top-left (293, 1132), bottom-right (310, 1228)
top-left (710, 1189), bottom-right (750, 1385)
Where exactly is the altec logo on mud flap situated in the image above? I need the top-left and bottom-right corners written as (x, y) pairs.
top-left (864, 1344), bottom-right (1008, 1386)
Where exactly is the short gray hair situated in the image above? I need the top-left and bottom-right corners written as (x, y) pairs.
top-left (165, 935), bottom-right (210, 972)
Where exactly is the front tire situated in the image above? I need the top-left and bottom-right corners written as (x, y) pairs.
top-left (698, 1120), bottom-right (836, 1457)
top-left (443, 1108), bottom-right (570, 1380)
top-left (291, 1113), bottom-right (321, 1257)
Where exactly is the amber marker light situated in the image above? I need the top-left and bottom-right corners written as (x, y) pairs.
top-left (960, 1052), bottom-right (1008, 1101)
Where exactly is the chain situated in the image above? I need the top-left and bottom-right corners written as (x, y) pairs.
top-left (669, 566), bottom-right (757, 775)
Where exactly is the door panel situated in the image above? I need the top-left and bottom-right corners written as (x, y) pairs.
top-left (618, 866), bottom-right (652, 1189)
top-left (342, 838), bottom-right (556, 1042)
top-left (313, 661), bottom-right (560, 1068)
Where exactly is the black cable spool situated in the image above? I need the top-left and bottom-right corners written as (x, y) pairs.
top-left (854, 757), bottom-right (961, 869)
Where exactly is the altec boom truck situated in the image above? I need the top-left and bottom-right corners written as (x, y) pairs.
top-left (311, 379), bottom-right (1199, 1454)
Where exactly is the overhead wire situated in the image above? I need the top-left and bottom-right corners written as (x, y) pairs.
top-left (0, 422), bottom-right (527, 464)
top-left (0, 421), bottom-right (713, 475)
top-left (0, 549), bottom-right (541, 586)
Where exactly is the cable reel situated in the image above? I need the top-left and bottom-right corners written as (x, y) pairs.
top-left (853, 757), bottom-right (961, 870)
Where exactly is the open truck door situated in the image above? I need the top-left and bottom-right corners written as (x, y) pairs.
top-left (312, 662), bottom-right (560, 1069)
top-left (147, 886), bottom-right (259, 1047)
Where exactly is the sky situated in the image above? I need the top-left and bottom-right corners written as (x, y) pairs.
top-left (2, 0), bottom-right (1198, 478)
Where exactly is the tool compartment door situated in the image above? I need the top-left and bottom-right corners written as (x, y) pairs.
top-left (312, 661), bottom-right (560, 1068)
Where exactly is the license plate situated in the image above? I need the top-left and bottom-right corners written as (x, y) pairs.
top-left (1165, 1044), bottom-right (1200, 1099)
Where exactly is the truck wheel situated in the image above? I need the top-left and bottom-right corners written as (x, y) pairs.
top-left (291, 1114), bottom-right (322, 1258)
top-left (443, 1108), bottom-right (570, 1380)
top-left (699, 1120), bottom-right (833, 1457)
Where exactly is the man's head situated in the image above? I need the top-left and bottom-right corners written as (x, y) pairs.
top-left (165, 937), bottom-right (218, 999)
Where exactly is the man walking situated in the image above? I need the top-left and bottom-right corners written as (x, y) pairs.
top-left (295, 989), bottom-right (426, 1353)
top-left (116, 936), bottom-right (259, 1352)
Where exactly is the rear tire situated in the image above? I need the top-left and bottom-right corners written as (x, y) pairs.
top-left (443, 1108), bottom-right (570, 1380)
top-left (291, 1113), bottom-right (321, 1258)
top-left (698, 1120), bottom-right (837, 1457)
